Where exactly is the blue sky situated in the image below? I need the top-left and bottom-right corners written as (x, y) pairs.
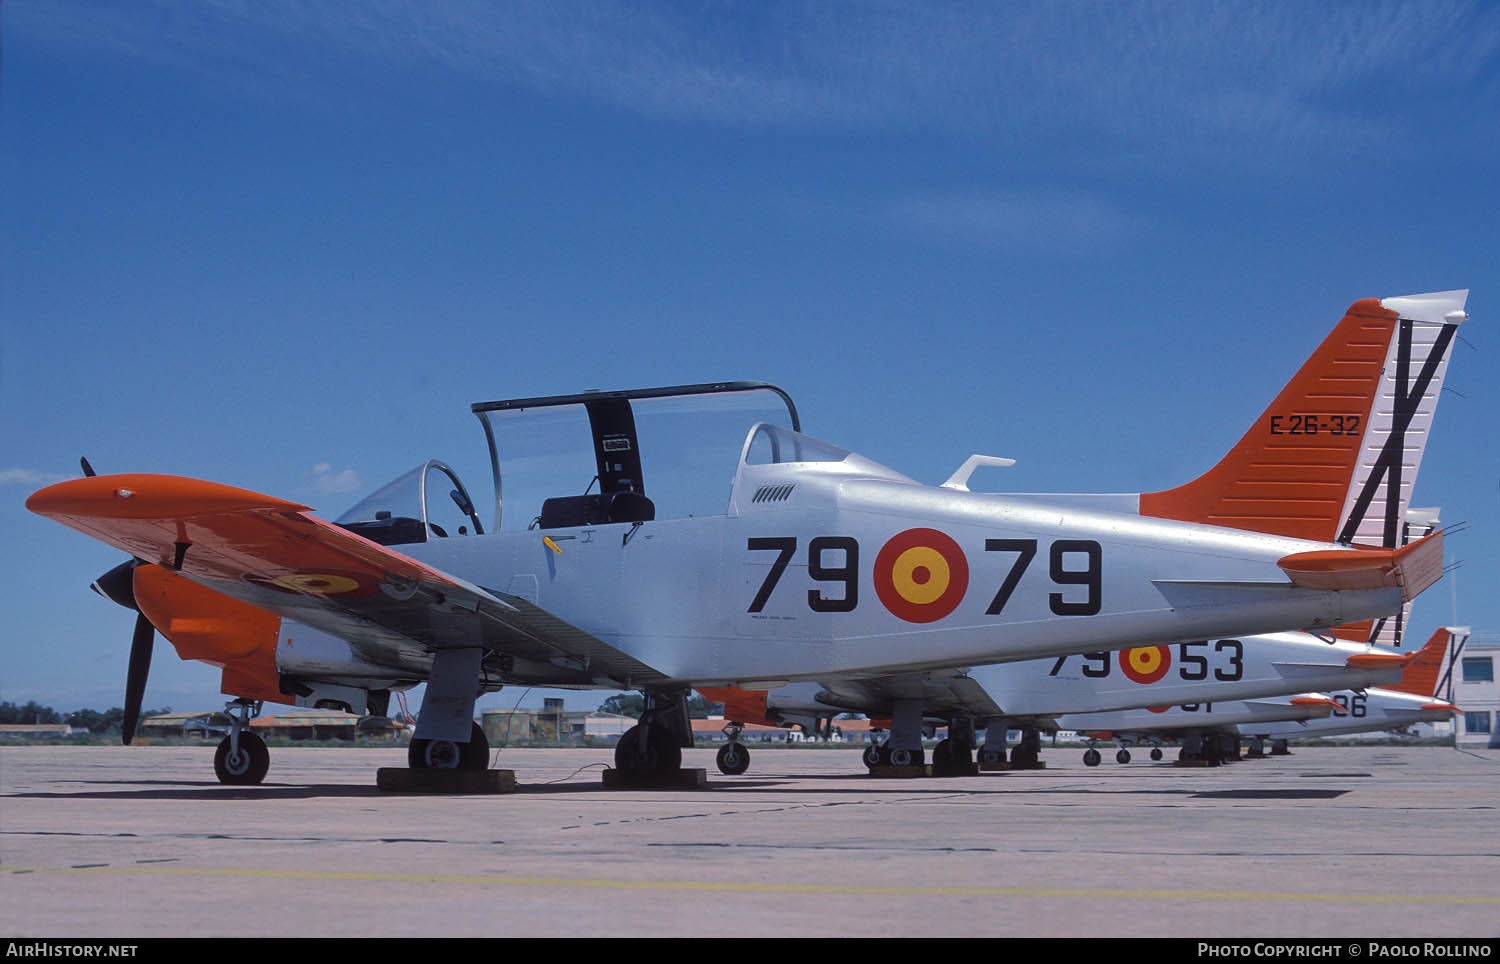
top-left (3, 1), bottom-right (1496, 717)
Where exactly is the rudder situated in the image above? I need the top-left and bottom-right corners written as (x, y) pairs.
top-left (1140, 291), bottom-right (1467, 545)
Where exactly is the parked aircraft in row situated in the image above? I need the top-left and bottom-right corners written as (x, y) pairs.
top-left (28, 290), bottom-right (1466, 784)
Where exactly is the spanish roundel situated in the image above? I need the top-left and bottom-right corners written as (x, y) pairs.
top-left (874, 528), bottom-right (969, 623)
top-left (1119, 645), bottom-right (1172, 684)
top-left (244, 569), bottom-right (382, 599)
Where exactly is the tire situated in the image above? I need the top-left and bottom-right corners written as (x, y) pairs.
top-left (1115, 749), bottom-right (1132, 764)
top-left (1150, 747), bottom-right (1163, 761)
top-left (978, 747), bottom-right (1005, 765)
top-left (615, 724), bottom-right (681, 778)
top-left (214, 732), bottom-right (270, 785)
top-left (1083, 748), bottom-right (1102, 767)
top-left (716, 743), bottom-right (750, 776)
top-left (862, 745), bottom-right (886, 768)
top-left (890, 747), bottom-right (923, 767)
top-left (408, 722), bottom-right (489, 770)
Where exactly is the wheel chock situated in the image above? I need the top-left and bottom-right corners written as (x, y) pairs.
top-left (930, 763), bottom-right (981, 777)
top-left (865, 764), bottom-right (931, 778)
top-left (601, 767), bottom-right (707, 789)
top-left (376, 768), bottom-right (517, 793)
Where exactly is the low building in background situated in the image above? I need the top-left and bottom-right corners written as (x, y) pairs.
top-left (1450, 630), bottom-right (1499, 749)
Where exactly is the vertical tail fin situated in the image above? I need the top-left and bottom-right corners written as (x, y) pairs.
top-left (1140, 291), bottom-right (1467, 544)
top-left (1386, 628), bottom-right (1452, 698)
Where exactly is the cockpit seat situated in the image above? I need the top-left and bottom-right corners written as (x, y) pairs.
top-left (337, 515), bottom-right (428, 547)
top-left (605, 490), bottom-right (655, 524)
top-left (539, 492), bottom-right (656, 529)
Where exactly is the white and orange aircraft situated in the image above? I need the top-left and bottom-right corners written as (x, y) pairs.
top-left (702, 294), bottom-right (1467, 775)
top-left (1236, 626), bottom-right (1464, 755)
top-left (1053, 627), bottom-right (1454, 765)
top-left (703, 626), bottom-right (1422, 772)
top-left (27, 290), bottom-right (1464, 785)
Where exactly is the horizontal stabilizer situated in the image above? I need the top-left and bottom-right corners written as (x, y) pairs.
top-left (1276, 530), bottom-right (1443, 602)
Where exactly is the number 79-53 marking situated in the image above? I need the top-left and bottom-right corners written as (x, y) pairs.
top-left (746, 535), bottom-right (1101, 617)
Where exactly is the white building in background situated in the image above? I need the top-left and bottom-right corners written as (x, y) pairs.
top-left (1444, 629), bottom-right (1499, 749)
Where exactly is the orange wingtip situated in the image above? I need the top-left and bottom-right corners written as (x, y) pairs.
top-left (1289, 696), bottom-right (1342, 710)
top-left (1420, 702), bottom-right (1458, 714)
top-left (1277, 531), bottom-right (1443, 602)
top-left (26, 474), bottom-right (310, 521)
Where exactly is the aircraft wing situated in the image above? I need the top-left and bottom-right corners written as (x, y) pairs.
top-left (818, 670), bottom-right (1007, 720)
top-left (26, 474), bottom-right (669, 688)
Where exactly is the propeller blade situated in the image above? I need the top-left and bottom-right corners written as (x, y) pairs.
top-left (122, 612), bottom-right (155, 746)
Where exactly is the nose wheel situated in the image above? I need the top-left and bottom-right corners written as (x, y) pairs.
top-left (715, 723), bottom-right (751, 775)
top-left (214, 730), bottom-right (269, 785)
top-left (213, 698), bottom-right (269, 785)
top-left (715, 742), bottom-right (751, 775)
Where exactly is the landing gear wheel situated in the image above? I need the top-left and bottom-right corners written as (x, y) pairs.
top-left (889, 747), bottom-right (922, 767)
top-left (1082, 748), bottom-right (1102, 767)
top-left (1010, 743), bottom-right (1039, 769)
top-left (1115, 749), bottom-right (1132, 764)
top-left (214, 731), bottom-right (270, 785)
top-left (978, 747), bottom-right (1006, 765)
top-left (932, 738), bottom-right (972, 775)
top-left (716, 742), bottom-right (750, 776)
top-left (615, 723), bottom-right (681, 779)
top-left (1150, 747), bottom-right (1163, 761)
top-left (408, 722), bottom-right (489, 771)
top-left (862, 744), bottom-right (889, 769)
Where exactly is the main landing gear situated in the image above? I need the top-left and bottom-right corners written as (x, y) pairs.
top-left (1009, 728), bottom-right (1043, 769)
top-left (609, 689), bottom-right (699, 787)
top-left (408, 722), bottom-right (489, 771)
top-left (213, 698), bottom-right (269, 786)
top-left (1081, 743), bottom-right (1139, 766)
top-left (931, 716), bottom-right (977, 776)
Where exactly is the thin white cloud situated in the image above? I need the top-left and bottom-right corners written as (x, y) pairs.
top-left (307, 463), bottom-right (363, 494)
top-left (879, 190), bottom-right (1149, 254)
top-left (0, 468), bottom-right (70, 487)
top-left (10, 1), bottom-right (1500, 161)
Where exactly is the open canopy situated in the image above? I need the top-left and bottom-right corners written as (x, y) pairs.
top-left (470, 381), bottom-right (803, 531)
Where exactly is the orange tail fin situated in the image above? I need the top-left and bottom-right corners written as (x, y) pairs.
top-left (1386, 628), bottom-right (1450, 698)
top-left (1140, 292), bottom-right (1466, 544)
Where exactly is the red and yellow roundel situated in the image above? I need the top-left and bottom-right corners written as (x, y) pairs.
top-left (1119, 645), bottom-right (1172, 684)
top-left (874, 528), bottom-right (969, 623)
top-left (244, 569), bottom-right (381, 599)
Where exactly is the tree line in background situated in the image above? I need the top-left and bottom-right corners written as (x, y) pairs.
top-left (0, 701), bottom-right (171, 734)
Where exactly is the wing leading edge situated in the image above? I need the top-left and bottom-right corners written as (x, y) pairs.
top-left (27, 474), bottom-right (668, 689)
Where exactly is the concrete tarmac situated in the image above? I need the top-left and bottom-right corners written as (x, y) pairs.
top-left (2, 743), bottom-right (1497, 938)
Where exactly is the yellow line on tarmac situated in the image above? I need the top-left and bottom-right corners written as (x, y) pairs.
top-left (9, 865), bottom-right (1500, 905)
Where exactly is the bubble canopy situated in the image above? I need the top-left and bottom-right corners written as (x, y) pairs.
top-left (470, 382), bottom-right (805, 531)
